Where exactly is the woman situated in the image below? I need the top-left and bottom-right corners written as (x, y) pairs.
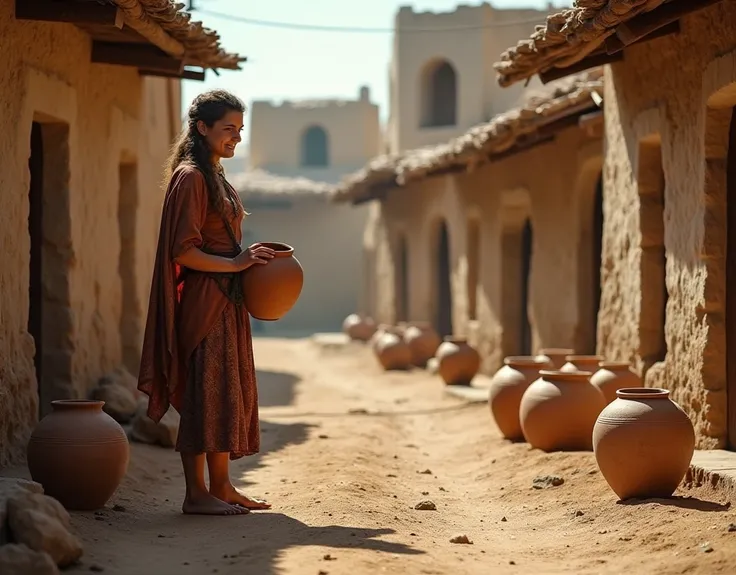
top-left (138, 90), bottom-right (274, 516)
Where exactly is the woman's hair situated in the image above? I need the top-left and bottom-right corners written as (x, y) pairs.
top-left (164, 89), bottom-right (246, 215)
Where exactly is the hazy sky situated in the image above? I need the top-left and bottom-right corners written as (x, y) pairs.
top-left (182, 1), bottom-right (570, 145)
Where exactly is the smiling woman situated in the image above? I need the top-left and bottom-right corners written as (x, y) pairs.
top-left (138, 90), bottom-right (275, 517)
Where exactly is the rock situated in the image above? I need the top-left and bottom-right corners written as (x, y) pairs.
top-left (0, 478), bottom-right (44, 544)
top-left (700, 542), bottom-right (714, 553)
top-left (414, 500), bottom-right (436, 511)
top-left (418, 469), bottom-right (432, 475)
top-left (449, 534), bottom-right (473, 544)
top-left (99, 366), bottom-right (138, 396)
top-left (7, 492), bottom-right (83, 567)
top-left (0, 543), bottom-right (59, 575)
top-left (728, 523), bottom-right (736, 532)
top-left (532, 475), bottom-right (564, 489)
top-left (129, 398), bottom-right (180, 448)
top-left (90, 382), bottom-right (137, 424)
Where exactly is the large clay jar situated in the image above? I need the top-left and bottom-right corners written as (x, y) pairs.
top-left (535, 348), bottom-right (575, 370)
top-left (375, 332), bottom-right (412, 371)
top-left (561, 355), bottom-right (605, 375)
top-left (488, 356), bottom-right (550, 440)
top-left (591, 361), bottom-right (642, 404)
top-left (27, 400), bottom-right (130, 510)
top-left (403, 322), bottom-right (441, 367)
top-left (435, 337), bottom-right (481, 386)
top-left (343, 314), bottom-right (377, 342)
top-left (242, 242), bottom-right (304, 321)
top-left (519, 370), bottom-right (606, 452)
top-left (593, 388), bottom-right (695, 500)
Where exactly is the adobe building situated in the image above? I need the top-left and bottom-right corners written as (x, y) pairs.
top-left (494, 0), bottom-right (736, 449)
top-left (232, 171), bottom-right (368, 335)
top-left (0, 0), bottom-right (242, 466)
top-left (332, 71), bottom-right (605, 376)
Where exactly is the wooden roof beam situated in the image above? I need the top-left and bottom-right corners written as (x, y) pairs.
top-left (92, 41), bottom-right (183, 74)
top-left (15, 0), bottom-right (124, 28)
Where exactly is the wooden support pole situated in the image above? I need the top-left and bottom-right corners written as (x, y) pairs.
top-left (616, 0), bottom-right (723, 46)
top-left (539, 51), bottom-right (624, 84)
top-left (139, 68), bottom-right (206, 81)
top-left (605, 20), bottom-right (680, 54)
top-left (92, 42), bottom-right (183, 74)
top-left (15, 0), bottom-right (123, 27)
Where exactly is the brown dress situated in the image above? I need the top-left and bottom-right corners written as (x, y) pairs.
top-left (137, 164), bottom-right (259, 460)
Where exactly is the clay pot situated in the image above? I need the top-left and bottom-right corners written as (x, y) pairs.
top-left (488, 356), bottom-right (550, 440)
top-left (593, 388), bottom-right (695, 500)
top-left (535, 348), bottom-right (575, 370)
top-left (242, 242), bottom-right (304, 321)
top-left (560, 355), bottom-right (605, 375)
top-left (375, 332), bottom-right (412, 371)
top-left (591, 361), bottom-right (642, 404)
top-left (27, 400), bottom-right (130, 510)
top-left (403, 322), bottom-right (441, 367)
top-left (343, 314), bottom-right (377, 342)
top-left (435, 337), bottom-right (481, 386)
top-left (394, 322), bottom-right (409, 337)
top-left (519, 370), bottom-right (607, 452)
top-left (370, 324), bottom-right (393, 351)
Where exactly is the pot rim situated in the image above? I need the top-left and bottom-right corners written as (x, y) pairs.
top-left (443, 335), bottom-right (467, 343)
top-left (599, 361), bottom-right (632, 369)
top-left (260, 242), bottom-right (294, 257)
top-left (51, 399), bottom-right (105, 410)
top-left (615, 387), bottom-right (670, 399)
top-left (505, 355), bottom-right (548, 367)
top-left (537, 348), bottom-right (575, 356)
top-left (539, 369), bottom-right (594, 381)
top-left (564, 355), bottom-right (605, 363)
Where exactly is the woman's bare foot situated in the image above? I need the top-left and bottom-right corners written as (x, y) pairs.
top-left (182, 492), bottom-right (250, 516)
top-left (210, 484), bottom-right (272, 510)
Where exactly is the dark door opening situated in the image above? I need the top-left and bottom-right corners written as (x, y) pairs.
top-left (520, 219), bottom-right (533, 355)
top-left (396, 236), bottom-right (409, 322)
top-left (436, 221), bottom-right (453, 337)
top-left (28, 122), bottom-right (44, 408)
top-left (591, 175), bottom-right (604, 351)
top-left (726, 108), bottom-right (736, 448)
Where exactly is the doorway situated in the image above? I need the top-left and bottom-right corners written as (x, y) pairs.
top-left (118, 161), bottom-right (140, 374)
top-left (591, 175), bottom-right (604, 351)
top-left (520, 219), bottom-right (533, 355)
top-left (395, 234), bottom-right (409, 322)
top-left (28, 122), bottom-right (44, 402)
top-left (435, 220), bottom-right (453, 337)
top-left (726, 108), bottom-right (736, 448)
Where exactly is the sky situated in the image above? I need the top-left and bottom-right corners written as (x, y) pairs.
top-left (181, 0), bottom-right (571, 146)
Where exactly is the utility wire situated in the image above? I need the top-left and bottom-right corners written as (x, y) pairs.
top-left (194, 8), bottom-right (549, 34)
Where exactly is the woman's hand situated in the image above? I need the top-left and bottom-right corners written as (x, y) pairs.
top-left (232, 243), bottom-right (275, 271)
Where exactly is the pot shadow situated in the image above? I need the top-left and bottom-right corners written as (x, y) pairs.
top-left (617, 496), bottom-right (731, 512)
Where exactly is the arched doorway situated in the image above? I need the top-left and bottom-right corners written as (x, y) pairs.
top-left (434, 221), bottom-right (453, 337)
top-left (419, 59), bottom-right (458, 128)
top-left (301, 125), bottom-right (329, 167)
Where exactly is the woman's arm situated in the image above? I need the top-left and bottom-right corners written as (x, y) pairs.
top-left (174, 247), bottom-right (238, 273)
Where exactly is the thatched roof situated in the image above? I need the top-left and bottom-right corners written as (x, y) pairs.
top-left (331, 69), bottom-right (603, 204)
top-left (231, 170), bottom-right (333, 198)
top-left (493, 0), bottom-right (670, 87)
top-left (112, 0), bottom-right (246, 70)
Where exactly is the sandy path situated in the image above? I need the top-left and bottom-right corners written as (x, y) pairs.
top-left (60, 337), bottom-right (736, 575)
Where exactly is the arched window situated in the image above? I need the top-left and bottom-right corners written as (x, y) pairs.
top-left (301, 125), bottom-right (329, 167)
top-left (420, 59), bottom-right (458, 128)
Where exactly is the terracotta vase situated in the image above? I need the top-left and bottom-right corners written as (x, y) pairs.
top-left (560, 355), bottom-right (605, 375)
top-left (343, 313), bottom-right (377, 342)
top-left (242, 242), bottom-right (304, 321)
top-left (27, 400), bottom-right (130, 511)
top-left (403, 322), bottom-right (441, 367)
top-left (535, 348), bottom-right (575, 370)
top-left (488, 356), bottom-right (550, 440)
top-left (370, 324), bottom-right (393, 351)
top-left (435, 337), bottom-right (481, 386)
top-left (375, 332), bottom-right (412, 371)
top-left (593, 388), bottom-right (695, 500)
top-left (519, 370), bottom-right (607, 452)
top-left (591, 361), bottom-right (642, 404)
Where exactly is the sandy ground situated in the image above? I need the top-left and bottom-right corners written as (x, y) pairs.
top-left (46, 338), bottom-right (736, 574)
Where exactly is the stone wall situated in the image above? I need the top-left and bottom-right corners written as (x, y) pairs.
top-left (599, 1), bottom-right (736, 448)
top-left (367, 125), bottom-right (602, 375)
top-left (0, 1), bottom-right (177, 466)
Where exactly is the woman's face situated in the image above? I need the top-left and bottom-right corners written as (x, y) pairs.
top-left (198, 109), bottom-right (244, 160)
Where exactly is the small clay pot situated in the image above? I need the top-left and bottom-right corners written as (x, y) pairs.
top-left (593, 388), bottom-right (695, 500)
top-left (370, 324), bottom-right (393, 351)
top-left (488, 356), bottom-right (550, 440)
top-left (242, 242), bottom-right (304, 321)
top-left (535, 348), bottom-right (575, 370)
top-left (560, 355), bottom-right (605, 375)
top-left (27, 400), bottom-right (130, 510)
top-left (591, 361), bottom-right (641, 404)
top-left (519, 370), bottom-right (607, 452)
top-left (375, 332), bottom-right (412, 371)
top-left (435, 337), bottom-right (481, 386)
top-left (403, 322), bottom-right (441, 367)
top-left (343, 314), bottom-right (377, 342)
top-left (394, 322), bottom-right (409, 338)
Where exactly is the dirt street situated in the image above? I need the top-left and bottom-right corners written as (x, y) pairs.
top-left (62, 337), bottom-right (736, 575)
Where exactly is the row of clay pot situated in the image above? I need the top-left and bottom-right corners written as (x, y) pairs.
top-left (488, 350), bottom-right (695, 501)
